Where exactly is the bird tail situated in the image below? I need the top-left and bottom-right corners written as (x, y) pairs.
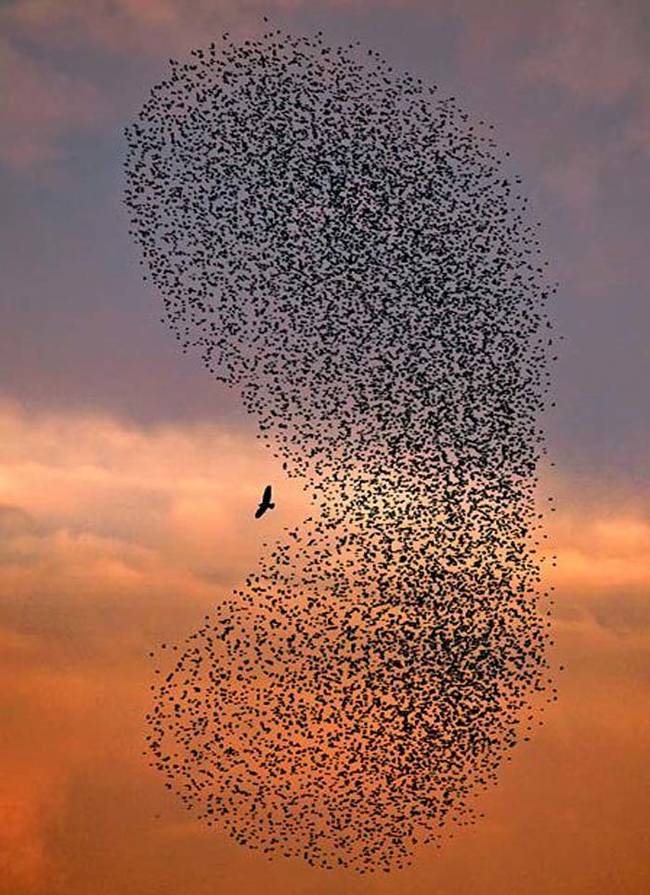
top-left (269, 502), bottom-right (275, 509)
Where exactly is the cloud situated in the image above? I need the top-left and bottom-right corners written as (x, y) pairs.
top-left (0, 504), bottom-right (40, 538)
top-left (0, 400), bottom-right (648, 892)
top-left (0, 36), bottom-right (103, 169)
top-left (539, 479), bottom-right (650, 637)
top-left (2, 0), bottom-right (270, 55)
top-left (444, 0), bottom-right (650, 212)
top-left (549, 509), bottom-right (650, 595)
top-left (4, 0), bottom-right (650, 179)
top-left (519, 0), bottom-right (647, 103)
top-left (540, 149), bottom-right (605, 212)
top-left (0, 399), bottom-right (310, 651)
top-left (0, 399), bottom-right (301, 892)
top-left (0, 765), bottom-right (66, 895)
top-left (441, 0), bottom-right (648, 104)
top-left (0, 0), bottom-right (268, 171)
top-left (517, 0), bottom-right (650, 167)
top-left (1, 399), bottom-right (648, 655)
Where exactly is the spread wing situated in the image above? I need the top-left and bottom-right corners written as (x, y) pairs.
top-left (262, 484), bottom-right (272, 504)
top-left (255, 504), bottom-right (266, 519)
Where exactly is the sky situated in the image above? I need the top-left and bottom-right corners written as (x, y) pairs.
top-left (0, 1), bottom-right (649, 893)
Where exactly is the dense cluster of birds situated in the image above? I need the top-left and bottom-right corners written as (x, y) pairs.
top-left (123, 26), bottom-right (559, 872)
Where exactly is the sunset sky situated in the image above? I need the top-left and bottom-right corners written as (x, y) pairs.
top-left (1, 1), bottom-right (649, 893)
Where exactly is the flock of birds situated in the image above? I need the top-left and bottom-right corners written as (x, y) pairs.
top-left (123, 26), bottom-right (559, 872)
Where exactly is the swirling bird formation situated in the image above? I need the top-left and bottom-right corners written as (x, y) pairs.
top-left (124, 27), bottom-right (559, 872)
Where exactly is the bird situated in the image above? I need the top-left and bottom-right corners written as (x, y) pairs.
top-left (255, 484), bottom-right (275, 518)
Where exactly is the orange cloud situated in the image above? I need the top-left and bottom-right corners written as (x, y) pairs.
top-left (1, 398), bottom-right (648, 648)
top-left (0, 399), bottom-right (310, 644)
top-left (0, 766), bottom-right (66, 895)
top-left (1, 400), bottom-right (648, 892)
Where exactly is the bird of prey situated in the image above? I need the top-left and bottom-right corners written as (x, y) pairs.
top-left (255, 484), bottom-right (275, 518)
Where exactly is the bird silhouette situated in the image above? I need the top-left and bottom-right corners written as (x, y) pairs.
top-left (255, 484), bottom-right (275, 518)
